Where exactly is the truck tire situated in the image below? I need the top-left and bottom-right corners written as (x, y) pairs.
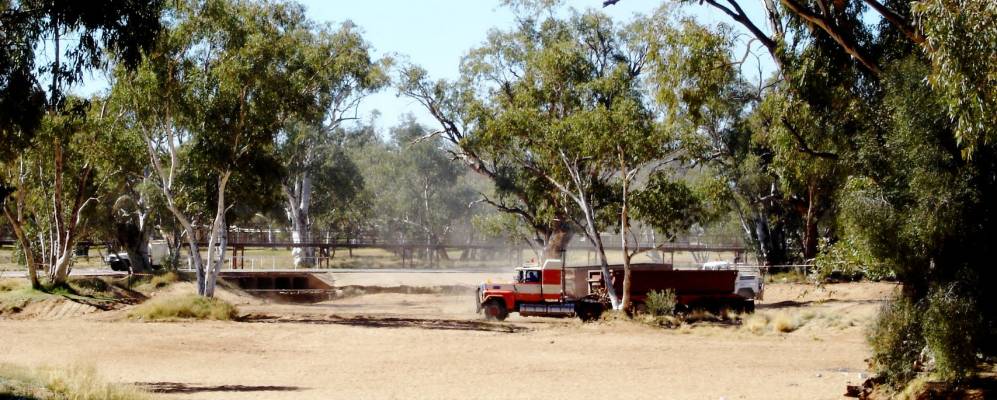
top-left (482, 298), bottom-right (508, 321)
top-left (576, 298), bottom-right (604, 322)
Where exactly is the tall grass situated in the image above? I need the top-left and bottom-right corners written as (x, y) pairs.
top-left (0, 279), bottom-right (53, 313)
top-left (0, 363), bottom-right (148, 400)
top-left (128, 293), bottom-right (237, 321)
top-left (133, 271), bottom-right (180, 293)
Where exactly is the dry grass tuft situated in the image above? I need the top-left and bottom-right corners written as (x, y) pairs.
top-left (135, 272), bottom-right (180, 292)
top-left (744, 313), bottom-right (771, 334)
top-left (0, 362), bottom-right (149, 400)
top-left (740, 311), bottom-right (820, 334)
top-left (128, 293), bottom-right (237, 321)
top-left (772, 312), bottom-right (800, 333)
top-left (0, 278), bottom-right (25, 292)
top-left (0, 280), bottom-right (53, 314)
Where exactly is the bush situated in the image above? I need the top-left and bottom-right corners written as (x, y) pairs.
top-left (868, 295), bottom-right (925, 386)
top-left (136, 271), bottom-right (180, 292)
top-left (923, 285), bottom-right (981, 381)
top-left (0, 362), bottom-right (149, 400)
top-left (128, 294), bottom-right (237, 321)
top-left (814, 237), bottom-right (895, 282)
top-left (644, 289), bottom-right (677, 317)
top-left (772, 313), bottom-right (800, 333)
top-left (743, 313), bottom-right (770, 334)
top-left (148, 272), bottom-right (179, 288)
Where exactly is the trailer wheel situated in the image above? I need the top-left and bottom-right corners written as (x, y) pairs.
top-left (482, 298), bottom-right (508, 321)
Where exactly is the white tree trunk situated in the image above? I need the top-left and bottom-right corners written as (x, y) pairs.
top-left (137, 117), bottom-right (209, 295)
top-left (284, 173), bottom-right (314, 268)
top-left (202, 171), bottom-right (231, 298)
top-left (584, 211), bottom-right (620, 309)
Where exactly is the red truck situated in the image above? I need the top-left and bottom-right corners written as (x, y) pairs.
top-left (476, 259), bottom-right (759, 321)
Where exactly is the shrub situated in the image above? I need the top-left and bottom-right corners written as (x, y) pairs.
top-left (150, 272), bottom-right (179, 288)
top-left (0, 362), bottom-right (148, 400)
top-left (922, 285), bottom-right (980, 381)
top-left (142, 271), bottom-right (180, 290)
top-left (644, 289), bottom-right (677, 317)
top-left (744, 313), bottom-right (770, 334)
top-left (128, 294), bottom-right (237, 321)
top-left (772, 313), bottom-right (799, 333)
top-left (868, 295), bottom-right (925, 386)
top-left (814, 237), bottom-right (895, 282)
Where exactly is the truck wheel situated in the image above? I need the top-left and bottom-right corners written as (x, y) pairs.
top-left (576, 299), bottom-right (604, 322)
top-left (482, 299), bottom-right (508, 321)
top-left (742, 300), bottom-right (755, 313)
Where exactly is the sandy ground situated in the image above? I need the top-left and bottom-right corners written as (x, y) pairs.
top-left (0, 273), bottom-right (897, 400)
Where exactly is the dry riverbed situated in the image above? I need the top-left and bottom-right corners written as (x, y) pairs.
top-left (0, 273), bottom-right (896, 400)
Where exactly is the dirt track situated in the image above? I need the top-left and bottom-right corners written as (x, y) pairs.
top-left (0, 277), bottom-right (897, 400)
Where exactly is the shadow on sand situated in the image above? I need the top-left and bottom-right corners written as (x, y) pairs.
top-left (136, 382), bottom-right (302, 394)
top-left (758, 298), bottom-right (886, 310)
top-left (239, 313), bottom-right (527, 333)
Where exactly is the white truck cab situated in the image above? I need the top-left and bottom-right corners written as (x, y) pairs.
top-left (702, 261), bottom-right (764, 300)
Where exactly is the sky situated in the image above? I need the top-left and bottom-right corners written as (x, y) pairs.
top-left (66, 0), bottom-right (774, 132)
top-left (295, 0), bottom-right (663, 129)
top-left (294, 0), bottom-right (773, 130)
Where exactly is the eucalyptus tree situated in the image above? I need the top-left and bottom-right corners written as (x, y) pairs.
top-left (405, 7), bottom-right (697, 308)
top-left (276, 21), bottom-right (387, 268)
top-left (115, 0), bottom-right (342, 296)
top-left (352, 118), bottom-right (475, 266)
top-left (398, 57), bottom-right (576, 260)
top-left (611, 0), bottom-right (997, 384)
top-left (0, 0), bottom-right (164, 287)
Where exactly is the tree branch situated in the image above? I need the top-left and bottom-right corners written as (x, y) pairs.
top-left (778, 0), bottom-right (882, 76)
top-left (781, 116), bottom-right (839, 160)
top-left (860, 0), bottom-right (924, 44)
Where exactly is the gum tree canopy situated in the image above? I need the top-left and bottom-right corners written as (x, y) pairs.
top-left (609, 0), bottom-right (997, 386)
top-left (114, 0), bottom-right (352, 297)
top-left (0, 0), bottom-right (165, 288)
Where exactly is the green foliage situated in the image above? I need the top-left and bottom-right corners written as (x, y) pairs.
top-left (644, 289), bottom-right (677, 317)
top-left (922, 284), bottom-right (981, 381)
top-left (632, 173), bottom-right (707, 239)
top-left (346, 117), bottom-right (477, 264)
top-left (651, 0), bottom-right (997, 385)
top-left (868, 296), bottom-right (925, 386)
top-left (913, 0), bottom-right (997, 156)
top-left (814, 237), bottom-right (893, 281)
top-left (128, 294), bottom-right (237, 321)
top-left (0, 0), bottom-right (164, 163)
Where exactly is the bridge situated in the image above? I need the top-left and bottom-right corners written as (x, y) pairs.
top-left (1, 230), bottom-right (747, 269)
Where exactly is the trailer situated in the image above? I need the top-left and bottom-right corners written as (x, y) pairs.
top-left (476, 259), bottom-right (760, 321)
top-left (588, 268), bottom-right (756, 315)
